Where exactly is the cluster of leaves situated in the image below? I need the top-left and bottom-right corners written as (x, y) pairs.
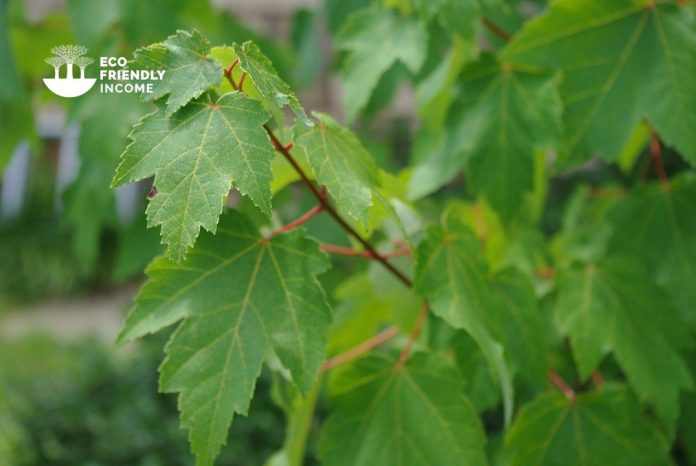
top-left (6, 0), bottom-right (696, 464)
top-left (1, 0), bottom-right (302, 282)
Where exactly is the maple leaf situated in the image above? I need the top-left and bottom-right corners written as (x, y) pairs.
top-left (112, 92), bottom-right (274, 262)
top-left (117, 211), bottom-right (332, 466)
top-left (320, 352), bottom-right (488, 466)
top-left (135, 29), bottom-right (222, 116)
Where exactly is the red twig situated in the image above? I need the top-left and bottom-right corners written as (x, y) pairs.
top-left (547, 370), bottom-right (576, 401)
top-left (591, 371), bottom-right (604, 388)
top-left (483, 17), bottom-right (512, 42)
top-left (649, 130), bottom-right (669, 188)
top-left (322, 326), bottom-right (400, 371)
top-left (238, 72), bottom-right (247, 91)
top-left (537, 267), bottom-right (556, 279)
top-left (397, 302), bottom-right (429, 368)
top-left (225, 59), bottom-right (239, 89)
top-left (320, 243), bottom-right (411, 259)
top-left (265, 126), bottom-right (413, 288)
top-left (271, 204), bottom-right (324, 237)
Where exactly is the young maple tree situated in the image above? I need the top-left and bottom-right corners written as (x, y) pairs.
top-left (110, 1), bottom-right (696, 465)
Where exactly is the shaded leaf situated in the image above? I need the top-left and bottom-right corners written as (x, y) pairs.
top-left (320, 352), bottom-right (488, 466)
top-left (414, 214), bottom-right (514, 424)
top-left (335, 8), bottom-right (427, 122)
top-left (507, 385), bottom-right (672, 466)
top-left (555, 258), bottom-right (693, 426)
top-left (608, 176), bottom-right (696, 325)
top-left (503, 0), bottom-right (696, 164)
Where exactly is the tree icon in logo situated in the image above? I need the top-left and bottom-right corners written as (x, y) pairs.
top-left (43, 44), bottom-right (97, 98)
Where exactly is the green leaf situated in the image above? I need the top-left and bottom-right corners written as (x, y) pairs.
top-left (414, 215), bottom-right (514, 424)
top-left (134, 29), bottom-right (222, 116)
top-left (112, 92), bottom-right (274, 262)
top-left (320, 352), bottom-right (488, 466)
top-left (294, 113), bottom-right (379, 228)
top-left (503, 0), bottom-right (696, 164)
top-left (608, 176), bottom-right (696, 325)
top-left (335, 8), bottom-right (427, 122)
top-left (555, 258), bottom-right (693, 426)
top-left (492, 269), bottom-right (547, 385)
top-left (458, 55), bottom-right (562, 219)
top-left (232, 41), bottom-right (312, 127)
top-left (507, 385), bottom-right (672, 466)
top-left (117, 211), bottom-right (332, 466)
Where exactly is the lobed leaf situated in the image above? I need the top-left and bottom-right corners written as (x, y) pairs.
top-left (555, 257), bottom-right (693, 426)
top-left (112, 92), bottom-right (274, 262)
top-left (320, 352), bottom-right (488, 466)
top-left (294, 112), bottom-right (379, 228)
top-left (459, 55), bottom-right (562, 220)
top-left (335, 8), bottom-right (427, 122)
top-left (414, 214), bottom-right (514, 424)
top-left (507, 385), bottom-right (672, 466)
top-left (503, 0), bottom-right (696, 164)
top-left (134, 29), bottom-right (223, 116)
top-left (232, 41), bottom-right (312, 127)
top-left (117, 211), bottom-right (332, 466)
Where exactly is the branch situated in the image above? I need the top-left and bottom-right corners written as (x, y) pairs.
top-left (266, 127), bottom-right (414, 288)
top-left (482, 17), bottom-right (512, 42)
top-left (322, 326), bottom-right (400, 371)
top-left (547, 370), bottom-right (576, 401)
top-left (397, 302), bottom-right (429, 368)
top-left (223, 59), bottom-right (427, 369)
top-left (271, 204), bottom-right (324, 237)
top-left (223, 63), bottom-right (412, 286)
top-left (320, 243), bottom-right (411, 259)
top-left (649, 129), bottom-right (670, 188)
top-left (591, 371), bottom-right (604, 388)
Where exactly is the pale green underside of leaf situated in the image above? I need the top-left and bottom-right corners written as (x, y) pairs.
top-left (457, 55), bottom-right (562, 220)
top-left (117, 211), bottom-right (332, 466)
top-left (320, 353), bottom-right (488, 466)
top-left (295, 112), bottom-right (379, 228)
top-left (503, 0), bottom-right (696, 165)
top-left (112, 92), bottom-right (274, 262)
top-left (232, 41), bottom-right (313, 127)
top-left (134, 29), bottom-right (222, 116)
top-left (608, 176), bottom-right (696, 325)
top-left (555, 258), bottom-right (693, 426)
top-left (507, 385), bottom-right (672, 466)
top-left (335, 8), bottom-right (428, 122)
top-left (414, 216), bottom-right (514, 425)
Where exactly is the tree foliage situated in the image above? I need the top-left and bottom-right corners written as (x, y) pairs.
top-left (3, 0), bottom-right (696, 464)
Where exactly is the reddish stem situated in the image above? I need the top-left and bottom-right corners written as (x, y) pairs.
top-left (397, 302), bottom-right (429, 368)
top-left (320, 243), bottom-right (411, 259)
top-left (225, 59), bottom-right (239, 86)
top-left (591, 371), bottom-right (604, 388)
top-left (265, 126), bottom-right (413, 288)
top-left (323, 326), bottom-right (400, 371)
top-left (537, 267), bottom-right (556, 279)
top-left (483, 17), bottom-right (512, 42)
top-left (649, 130), bottom-right (669, 188)
top-left (271, 204), bottom-right (324, 237)
top-left (239, 72), bottom-right (247, 91)
top-left (547, 370), bottom-right (576, 401)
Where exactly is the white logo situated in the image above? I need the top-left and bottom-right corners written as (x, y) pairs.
top-left (43, 44), bottom-right (97, 98)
